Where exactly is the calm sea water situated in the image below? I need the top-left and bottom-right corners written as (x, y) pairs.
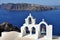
top-left (0, 9), bottom-right (60, 36)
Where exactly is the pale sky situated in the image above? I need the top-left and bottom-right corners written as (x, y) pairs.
top-left (0, 0), bottom-right (60, 6)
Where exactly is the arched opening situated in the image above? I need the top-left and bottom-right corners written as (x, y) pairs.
top-left (32, 27), bottom-right (36, 34)
top-left (25, 27), bottom-right (30, 34)
top-left (40, 24), bottom-right (46, 36)
top-left (28, 17), bottom-right (32, 24)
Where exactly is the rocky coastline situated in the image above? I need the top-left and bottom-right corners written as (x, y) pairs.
top-left (0, 22), bottom-right (20, 36)
top-left (0, 3), bottom-right (57, 11)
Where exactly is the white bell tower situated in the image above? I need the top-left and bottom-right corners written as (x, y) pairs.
top-left (20, 13), bottom-right (52, 40)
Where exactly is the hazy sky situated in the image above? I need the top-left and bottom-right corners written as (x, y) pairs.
top-left (0, 0), bottom-right (60, 6)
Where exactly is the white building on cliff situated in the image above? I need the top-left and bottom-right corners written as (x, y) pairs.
top-left (20, 13), bottom-right (53, 40)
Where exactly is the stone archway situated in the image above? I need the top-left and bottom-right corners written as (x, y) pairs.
top-left (39, 19), bottom-right (48, 38)
top-left (28, 17), bottom-right (32, 24)
top-left (25, 27), bottom-right (30, 34)
top-left (32, 27), bottom-right (36, 34)
top-left (40, 24), bottom-right (46, 36)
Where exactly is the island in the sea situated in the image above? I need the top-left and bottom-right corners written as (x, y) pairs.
top-left (0, 3), bottom-right (58, 11)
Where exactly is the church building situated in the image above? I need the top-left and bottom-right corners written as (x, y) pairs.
top-left (20, 13), bottom-right (53, 40)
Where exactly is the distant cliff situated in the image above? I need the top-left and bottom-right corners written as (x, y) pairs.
top-left (0, 3), bottom-right (57, 11)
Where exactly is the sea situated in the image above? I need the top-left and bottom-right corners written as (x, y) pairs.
top-left (0, 9), bottom-right (60, 36)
